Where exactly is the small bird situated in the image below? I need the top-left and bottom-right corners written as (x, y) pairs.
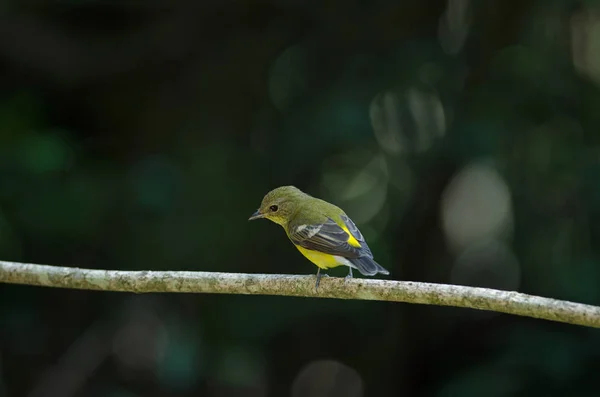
top-left (249, 185), bottom-right (389, 290)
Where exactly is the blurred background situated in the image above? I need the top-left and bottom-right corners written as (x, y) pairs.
top-left (1, 0), bottom-right (600, 396)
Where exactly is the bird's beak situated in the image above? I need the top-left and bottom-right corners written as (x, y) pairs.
top-left (248, 209), bottom-right (265, 221)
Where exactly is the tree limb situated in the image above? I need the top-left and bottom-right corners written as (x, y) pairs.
top-left (1, 260), bottom-right (599, 328)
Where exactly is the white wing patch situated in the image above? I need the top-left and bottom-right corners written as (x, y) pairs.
top-left (306, 225), bottom-right (322, 238)
top-left (295, 224), bottom-right (325, 240)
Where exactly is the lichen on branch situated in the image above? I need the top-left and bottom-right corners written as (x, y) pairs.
top-left (1, 260), bottom-right (600, 328)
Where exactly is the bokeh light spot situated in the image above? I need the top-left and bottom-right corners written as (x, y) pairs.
top-left (406, 87), bottom-right (446, 152)
top-left (18, 131), bottom-right (72, 175)
top-left (451, 238), bottom-right (520, 291)
top-left (157, 327), bottom-right (202, 392)
top-left (369, 91), bottom-right (405, 155)
top-left (269, 41), bottom-right (312, 110)
top-left (571, 6), bottom-right (600, 86)
top-left (212, 345), bottom-right (266, 392)
top-left (321, 152), bottom-right (388, 225)
top-left (370, 87), bottom-right (446, 155)
top-left (438, 0), bottom-right (471, 55)
top-left (441, 160), bottom-right (513, 253)
top-left (291, 359), bottom-right (363, 397)
top-left (112, 298), bottom-right (168, 374)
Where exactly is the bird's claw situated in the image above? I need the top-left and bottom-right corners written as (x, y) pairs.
top-left (314, 269), bottom-right (328, 293)
top-left (345, 267), bottom-right (353, 283)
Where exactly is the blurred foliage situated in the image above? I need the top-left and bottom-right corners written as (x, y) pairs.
top-left (1, 0), bottom-right (600, 396)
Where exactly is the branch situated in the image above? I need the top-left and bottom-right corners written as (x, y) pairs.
top-left (1, 260), bottom-right (599, 328)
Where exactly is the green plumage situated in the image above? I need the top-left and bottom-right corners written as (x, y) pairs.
top-left (249, 186), bottom-right (389, 290)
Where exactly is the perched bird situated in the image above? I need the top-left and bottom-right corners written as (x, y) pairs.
top-left (248, 185), bottom-right (389, 290)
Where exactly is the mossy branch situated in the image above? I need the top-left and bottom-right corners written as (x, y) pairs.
top-left (1, 260), bottom-right (599, 328)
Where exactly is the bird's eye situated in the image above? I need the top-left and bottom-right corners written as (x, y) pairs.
top-left (269, 205), bottom-right (279, 212)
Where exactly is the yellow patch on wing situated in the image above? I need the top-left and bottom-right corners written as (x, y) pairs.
top-left (341, 225), bottom-right (361, 248)
top-left (296, 246), bottom-right (344, 269)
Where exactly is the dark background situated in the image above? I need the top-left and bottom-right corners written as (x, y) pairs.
top-left (2, 0), bottom-right (600, 396)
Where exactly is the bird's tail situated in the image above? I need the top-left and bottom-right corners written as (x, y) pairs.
top-left (348, 256), bottom-right (390, 276)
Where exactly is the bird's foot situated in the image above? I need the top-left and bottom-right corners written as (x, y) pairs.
top-left (315, 269), bottom-right (322, 292)
top-left (314, 269), bottom-right (329, 293)
top-left (344, 267), bottom-right (353, 283)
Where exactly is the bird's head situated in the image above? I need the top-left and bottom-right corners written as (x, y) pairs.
top-left (248, 185), bottom-right (307, 226)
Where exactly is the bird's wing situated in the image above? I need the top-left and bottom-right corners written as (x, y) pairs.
top-left (340, 214), bottom-right (373, 256)
top-left (288, 215), bottom-right (370, 258)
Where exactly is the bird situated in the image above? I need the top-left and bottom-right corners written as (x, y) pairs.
top-left (248, 185), bottom-right (389, 290)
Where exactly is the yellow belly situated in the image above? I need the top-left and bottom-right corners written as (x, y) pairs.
top-left (296, 246), bottom-right (345, 269)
